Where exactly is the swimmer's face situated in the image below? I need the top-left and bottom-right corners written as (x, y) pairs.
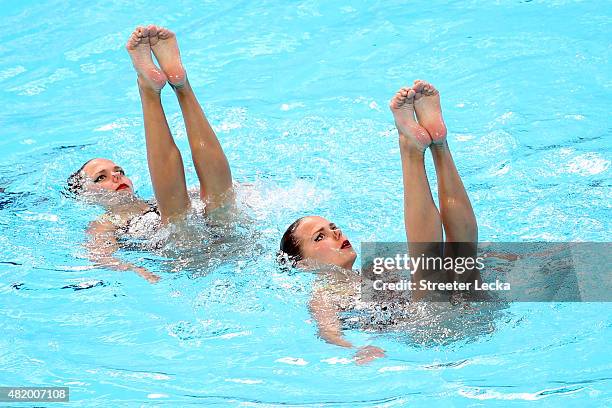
top-left (293, 216), bottom-right (357, 269)
top-left (82, 158), bottom-right (134, 194)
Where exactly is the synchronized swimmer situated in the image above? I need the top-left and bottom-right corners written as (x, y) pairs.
top-left (67, 26), bottom-right (234, 282)
top-left (67, 25), bottom-right (481, 364)
top-left (278, 81), bottom-right (481, 362)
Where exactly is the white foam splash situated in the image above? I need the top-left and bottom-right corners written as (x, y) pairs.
top-left (275, 357), bottom-right (308, 366)
top-left (225, 378), bottom-right (263, 384)
top-left (16, 212), bottom-right (58, 222)
top-left (9, 68), bottom-right (76, 96)
top-left (239, 180), bottom-right (331, 216)
top-left (564, 114), bottom-right (585, 120)
top-left (218, 121), bottom-right (241, 132)
top-left (72, 280), bottom-right (102, 289)
top-left (94, 121), bottom-right (129, 132)
top-left (219, 331), bottom-right (251, 339)
top-left (321, 357), bottom-right (352, 365)
top-left (489, 111), bottom-right (514, 126)
top-left (79, 60), bottom-right (116, 74)
top-left (378, 365), bottom-right (410, 373)
top-left (126, 372), bottom-right (170, 381)
top-left (520, 231), bottom-right (564, 241)
top-left (216, 107), bottom-right (248, 132)
top-left (147, 393), bottom-right (169, 399)
top-left (458, 386), bottom-right (584, 401)
top-left (280, 102), bottom-right (305, 111)
top-left (455, 134), bottom-right (475, 142)
top-left (64, 32), bottom-right (125, 61)
top-left (566, 153), bottom-right (609, 175)
top-left (491, 163), bottom-right (510, 176)
top-left (0, 65), bottom-right (26, 82)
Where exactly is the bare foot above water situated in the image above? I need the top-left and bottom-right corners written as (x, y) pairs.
top-left (148, 25), bottom-right (186, 88)
top-left (412, 79), bottom-right (447, 144)
top-left (389, 86), bottom-right (432, 152)
top-left (125, 26), bottom-right (167, 92)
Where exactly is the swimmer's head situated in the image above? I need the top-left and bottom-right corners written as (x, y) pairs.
top-left (67, 158), bottom-right (134, 197)
top-left (279, 216), bottom-right (357, 270)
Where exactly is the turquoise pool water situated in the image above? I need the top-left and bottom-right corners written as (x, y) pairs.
top-left (1, 0), bottom-right (610, 406)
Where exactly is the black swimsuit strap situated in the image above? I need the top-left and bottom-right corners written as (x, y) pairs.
top-left (144, 201), bottom-right (160, 216)
top-left (118, 202), bottom-right (160, 235)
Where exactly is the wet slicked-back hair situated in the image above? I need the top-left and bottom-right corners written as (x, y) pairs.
top-left (66, 159), bottom-right (93, 196)
top-left (278, 217), bottom-right (306, 267)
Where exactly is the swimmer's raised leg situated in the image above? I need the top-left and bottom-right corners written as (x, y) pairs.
top-left (126, 26), bottom-right (190, 221)
top-left (389, 88), bottom-right (442, 244)
top-left (149, 25), bottom-right (233, 212)
top-left (412, 80), bottom-right (476, 244)
top-left (413, 81), bottom-right (479, 286)
top-left (390, 88), bottom-right (444, 299)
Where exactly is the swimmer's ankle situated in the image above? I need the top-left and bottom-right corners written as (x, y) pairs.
top-left (137, 78), bottom-right (163, 96)
top-left (399, 135), bottom-right (427, 156)
top-left (170, 76), bottom-right (190, 93)
top-left (430, 140), bottom-right (449, 151)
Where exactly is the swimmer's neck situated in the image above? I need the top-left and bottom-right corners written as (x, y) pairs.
top-left (106, 199), bottom-right (150, 218)
top-left (314, 265), bottom-right (356, 280)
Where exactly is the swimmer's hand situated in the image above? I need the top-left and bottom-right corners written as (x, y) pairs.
top-left (87, 220), bottom-right (161, 284)
top-left (354, 345), bottom-right (385, 365)
top-left (134, 267), bottom-right (161, 284)
top-left (109, 262), bottom-right (160, 283)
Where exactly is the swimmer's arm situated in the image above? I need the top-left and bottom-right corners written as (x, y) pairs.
top-left (309, 289), bottom-right (386, 364)
top-left (309, 288), bottom-right (353, 348)
top-left (86, 220), bottom-right (160, 283)
top-left (483, 244), bottom-right (570, 261)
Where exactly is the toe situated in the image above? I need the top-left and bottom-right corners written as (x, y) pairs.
top-left (147, 25), bottom-right (158, 37)
top-left (424, 84), bottom-right (436, 95)
top-left (147, 25), bottom-right (160, 46)
top-left (127, 34), bottom-right (140, 49)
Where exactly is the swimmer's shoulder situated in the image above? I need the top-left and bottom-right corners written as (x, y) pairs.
top-left (313, 274), bottom-right (360, 304)
top-left (87, 217), bottom-right (117, 237)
